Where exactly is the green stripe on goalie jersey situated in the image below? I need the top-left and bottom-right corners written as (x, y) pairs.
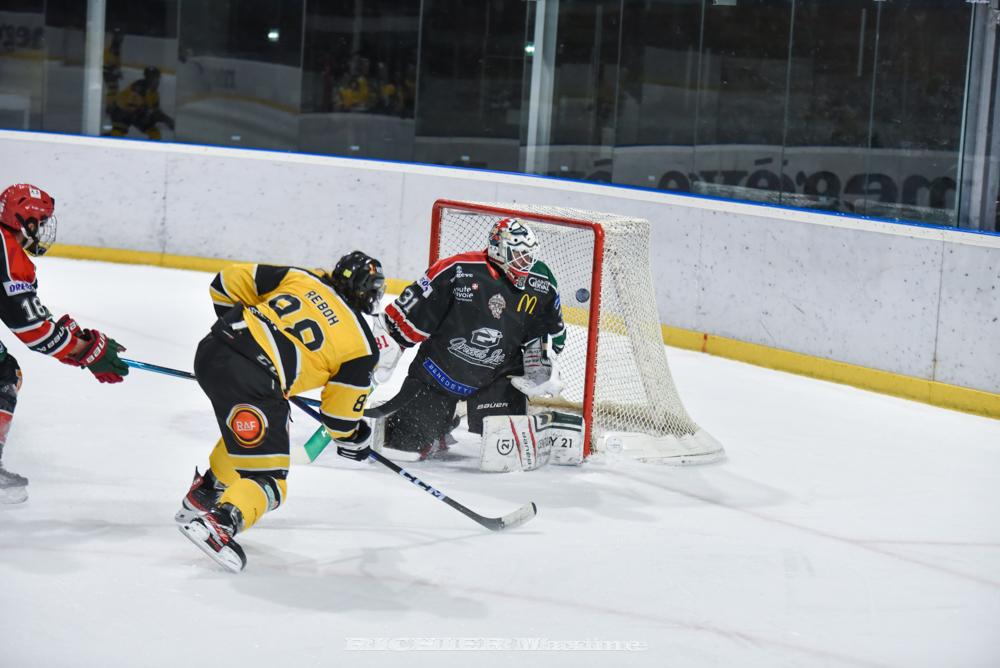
top-left (528, 259), bottom-right (567, 352)
top-left (529, 259), bottom-right (558, 289)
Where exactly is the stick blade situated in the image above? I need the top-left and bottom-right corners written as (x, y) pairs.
top-left (487, 502), bottom-right (537, 531)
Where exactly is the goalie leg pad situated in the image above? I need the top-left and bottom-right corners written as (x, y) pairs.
top-left (480, 411), bottom-right (584, 472)
top-left (480, 415), bottom-right (548, 472)
top-left (535, 411), bottom-right (585, 466)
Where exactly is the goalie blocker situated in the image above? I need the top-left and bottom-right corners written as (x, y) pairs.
top-left (480, 411), bottom-right (584, 472)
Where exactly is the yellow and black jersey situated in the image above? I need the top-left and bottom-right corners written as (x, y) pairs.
top-left (113, 80), bottom-right (160, 116)
top-left (209, 263), bottom-right (377, 440)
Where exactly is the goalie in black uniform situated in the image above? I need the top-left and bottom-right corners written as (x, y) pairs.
top-left (373, 218), bottom-right (573, 464)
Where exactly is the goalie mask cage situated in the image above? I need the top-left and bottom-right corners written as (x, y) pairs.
top-left (430, 200), bottom-right (725, 464)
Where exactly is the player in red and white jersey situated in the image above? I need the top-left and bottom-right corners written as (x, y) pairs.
top-left (0, 184), bottom-right (130, 504)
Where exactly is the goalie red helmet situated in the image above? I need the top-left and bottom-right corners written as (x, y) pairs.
top-left (487, 217), bottom-right (537, 290)
top-left (0, 183), bottom-right (57, 256)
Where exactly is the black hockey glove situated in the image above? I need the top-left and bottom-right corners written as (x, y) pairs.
top-left (335, 420), bottom-right (372, 462)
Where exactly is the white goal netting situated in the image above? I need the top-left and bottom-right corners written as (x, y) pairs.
top-left (432, 200), bottom-right (724, 464)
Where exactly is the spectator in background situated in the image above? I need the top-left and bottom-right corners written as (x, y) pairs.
top-left (109, 66), bottom-right (175, 140)
top-left (337, 54), bottom-right (374, 112)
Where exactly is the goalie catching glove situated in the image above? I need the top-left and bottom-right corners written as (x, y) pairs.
top-left (510, 335), bottom-right (562, 399)
top-left (480, 411), bottom-right (584, 472)
top-left (56, 315), bottom-right (129, 383)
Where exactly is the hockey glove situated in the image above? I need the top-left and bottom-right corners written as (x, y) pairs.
top-left (70, 329), bottom-right (129, 383)
top-left (335, 420), bottom-right (372, 462)
top-left (56, 314), bottom-right (81, 338)
top-left (510, 336), bottom-right (563, 399)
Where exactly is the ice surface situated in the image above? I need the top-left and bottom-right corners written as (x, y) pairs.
top-left (1, 258), bottom-right (998, 668)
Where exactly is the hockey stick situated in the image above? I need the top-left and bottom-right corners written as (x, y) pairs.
top-left (288, 395), bottom-right (537, 532)
top-left (122, 358), bottom-right (537, 531)
top-left (124, 358), bottom-right (315, 411)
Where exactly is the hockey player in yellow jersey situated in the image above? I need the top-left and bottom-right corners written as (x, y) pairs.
top-left (176, 251), bottom-right (385, 572)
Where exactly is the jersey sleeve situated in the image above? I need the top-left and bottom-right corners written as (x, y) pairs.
top-left (532, 261), bottom-right (567, 354)
top-left (209, 264), bottom-right (290, 317)
top-left (0, 233), bottom-right (75, 361)
top-left (382, 261), bottom-right (455, 348)
top-left (545, 292), bottom-right (567, 355)
top-left (319, 354), bottom-right (376, 439)
top-left (0, 291), bottom-right (76, 360)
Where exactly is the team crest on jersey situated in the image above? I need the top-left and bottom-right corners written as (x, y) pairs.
top-left (488, 294), bottom-right (506, 319)
top-left (448, 327), bottom-right (506, 368)
top-left (227, 403), bottom-right (268, 448)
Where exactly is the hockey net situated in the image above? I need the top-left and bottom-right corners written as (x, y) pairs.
top-left (430, 200), bottom-right (724, 464)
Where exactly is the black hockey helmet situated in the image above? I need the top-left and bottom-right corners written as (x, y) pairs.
top-left (329, 250), bottom-right (385, 315)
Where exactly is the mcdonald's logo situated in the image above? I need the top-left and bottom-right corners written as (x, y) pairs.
top-left (517, 294), bottom-right (537, 314)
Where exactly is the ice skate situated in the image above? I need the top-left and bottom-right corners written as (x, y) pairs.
top-left (174, 467), bottom-right (224, 524)
top-left (0, 464), bottom-right (28, 505)
top-left (178, 503), bottom-right (246, 573)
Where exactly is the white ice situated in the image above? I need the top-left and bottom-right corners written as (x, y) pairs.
top-left (1, 258), bottom-right (998, 668)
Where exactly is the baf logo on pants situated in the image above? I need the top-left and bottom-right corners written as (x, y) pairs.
top-left (226, 403), bottom-right (268, 448)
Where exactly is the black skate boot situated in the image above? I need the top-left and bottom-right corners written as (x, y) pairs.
top-left (0, 461), bottom-right (28, 505)
top-left (178, 502), bottom-right (247, 573)
top-left (175, 467), bottom-right (224, 524)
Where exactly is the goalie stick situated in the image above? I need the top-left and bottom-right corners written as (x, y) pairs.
top-left (123, 358), bottom-right (538, 532)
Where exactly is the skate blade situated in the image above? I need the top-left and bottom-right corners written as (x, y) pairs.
top-left (0, 486), bottom-right (28, 505)
top-left (178, 522), bottom-right (245, 573)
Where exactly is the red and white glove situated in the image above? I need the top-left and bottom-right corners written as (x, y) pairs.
top-left (56, 314), bottom-right (129, 383)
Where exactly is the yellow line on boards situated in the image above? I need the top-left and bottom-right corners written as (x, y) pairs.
top-left (46, 243), bottom-right (1000, 420)
top-left (662, 326), bottom-right (1000, 419)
